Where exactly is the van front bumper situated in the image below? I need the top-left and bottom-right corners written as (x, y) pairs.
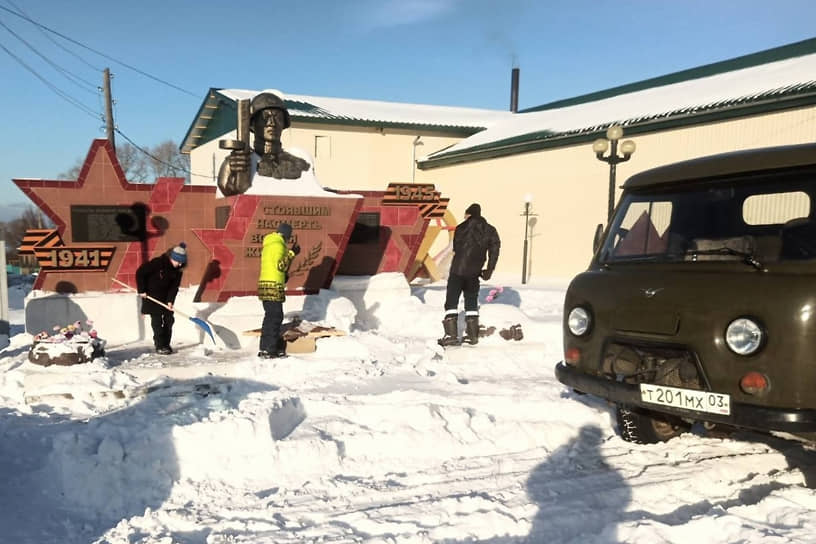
top-left (555, 362), bottom-right (816, 433)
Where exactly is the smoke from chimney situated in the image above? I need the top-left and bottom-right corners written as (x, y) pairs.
top-left (510, 67), bottom-right (520, 113)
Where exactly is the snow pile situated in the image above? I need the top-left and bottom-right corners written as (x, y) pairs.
top-left (2, 273), bottom-right (816, 543)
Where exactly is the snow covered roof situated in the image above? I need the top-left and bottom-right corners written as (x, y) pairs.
top-left (181, 88), bottom-right (512, 153)
top-left (419, 37), bottom-right (816, 169)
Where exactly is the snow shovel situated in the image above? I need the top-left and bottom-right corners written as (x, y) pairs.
top-left (112, 278), bottom-right (216, 344)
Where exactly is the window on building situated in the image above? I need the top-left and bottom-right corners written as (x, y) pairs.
top-left (314, 135), bottom-right (331, 159)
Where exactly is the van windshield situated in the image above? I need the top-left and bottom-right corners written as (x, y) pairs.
top-left (599, 173), bottom-right (816, 264)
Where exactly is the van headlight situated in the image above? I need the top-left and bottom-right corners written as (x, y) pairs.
top-left (725, 318), bottom-right (763, 355)
top-left (568, 307), bottom-right (591, 336)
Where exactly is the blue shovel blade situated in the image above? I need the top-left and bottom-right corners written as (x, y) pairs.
top-left (190, 317), bottom-right (216, 344)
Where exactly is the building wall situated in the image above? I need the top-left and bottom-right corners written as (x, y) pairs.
top-left (189, 124), bottom-right (466, 191)
top-left (416, 105), bottom-right (816, 282)
top-left (189, 105), bottom-right (816, 283)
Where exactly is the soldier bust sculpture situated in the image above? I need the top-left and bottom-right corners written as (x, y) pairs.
top-left (217, 92), bottom-right (311, 196)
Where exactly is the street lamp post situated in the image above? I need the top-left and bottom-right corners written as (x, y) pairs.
top-left (593, 125), bottom-right (636, 221)
top-left (521, 194), bottom-right (536, 284)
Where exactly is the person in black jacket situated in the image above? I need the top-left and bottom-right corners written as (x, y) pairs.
top-left (439, 203), bottom-right (500, 346)
top-left (136, 242), bottom-right (187, 354)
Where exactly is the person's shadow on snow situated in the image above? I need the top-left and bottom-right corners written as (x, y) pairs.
top-left (441, 423), bottom-right (816, 544)
top-left (0, 377), bottom-right (284, 544)
top-left (524, 424), bottom-right (630, 542)
top-left (440, 424), bottom-right (630, 544)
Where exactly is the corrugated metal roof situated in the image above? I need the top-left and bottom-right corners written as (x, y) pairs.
top-left (181, 89), bottom-right (512, 153)
top-left (420, 38), bottom-right (816, 168)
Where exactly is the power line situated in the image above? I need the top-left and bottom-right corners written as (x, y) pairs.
top-left (4, 0), bottom-right (101, 71)
top-left (0, 15), bottom-right (97, 93)
top-left (0, 3), bottom-right (213, 181)
top-left (0, 39), bottom-right (100, 119)
top-left (114, 128), bottom-right (212, 179)
top-left (0, 4), bottom-right (199, 97)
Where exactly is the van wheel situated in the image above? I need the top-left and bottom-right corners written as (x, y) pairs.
top-left (615, 404), bottom-right (690, 444)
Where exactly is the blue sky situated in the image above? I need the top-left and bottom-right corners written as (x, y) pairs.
top-left (1, 0), bottom-right (815, 221)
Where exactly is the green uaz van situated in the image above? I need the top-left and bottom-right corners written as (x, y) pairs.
top-left (556, 143), bottom-right (816, 443)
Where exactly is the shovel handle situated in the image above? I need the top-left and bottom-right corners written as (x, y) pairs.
top-left (112, 278), bottom-right (190, 318)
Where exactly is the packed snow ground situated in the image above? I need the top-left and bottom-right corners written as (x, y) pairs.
top-left (2, 273), bottom-right (816, 544)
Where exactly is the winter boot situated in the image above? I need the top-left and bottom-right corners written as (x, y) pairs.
top-left (438, 316), bottom-right (460, 346)
top-left (275, 336), bottom-right (288, 357)
top-left (464, 315), bottom-right (480, 345)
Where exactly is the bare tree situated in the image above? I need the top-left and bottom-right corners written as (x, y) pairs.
top-left (56, 158), bottom-right (83, 181)
top-left (116, 142), bottom-right (149, 183)
top-left (147, 140), bottom-right (190, 182)
top-left (3, 206), bottom-right (50, 258)
top-left (56, 141), bottom-right (183, 183)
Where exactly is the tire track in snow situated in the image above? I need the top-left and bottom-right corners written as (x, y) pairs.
top-left (158, 437), bottom-right (807, 543)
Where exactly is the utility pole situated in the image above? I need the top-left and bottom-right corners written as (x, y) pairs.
top-left (103, 68), bottom-right (116, 149)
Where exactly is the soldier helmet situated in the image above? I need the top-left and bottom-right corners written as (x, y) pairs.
top-left (249, 92), bottom-right (291, 129)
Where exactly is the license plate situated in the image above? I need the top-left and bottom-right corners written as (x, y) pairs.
top-left (640, 383), bottom-right (731, 416)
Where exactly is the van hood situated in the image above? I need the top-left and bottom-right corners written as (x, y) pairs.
top-left (566, 267), bottom-right (815, 339)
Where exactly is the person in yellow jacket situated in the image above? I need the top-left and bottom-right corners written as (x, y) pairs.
top-left (257, 222), bottom-right (300, 358)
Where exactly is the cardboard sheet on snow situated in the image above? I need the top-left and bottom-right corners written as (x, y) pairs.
top-left (243, 318), bottom-right (346, 353)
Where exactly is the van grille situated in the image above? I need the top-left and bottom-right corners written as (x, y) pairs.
top-left (602, 342), bottom-right (706, 390)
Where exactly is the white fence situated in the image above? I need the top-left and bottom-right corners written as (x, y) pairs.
top-left (0, 241), bottom-right (9, 348)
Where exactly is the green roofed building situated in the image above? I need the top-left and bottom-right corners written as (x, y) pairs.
top-left (183, 38), bottom-right (816, 282)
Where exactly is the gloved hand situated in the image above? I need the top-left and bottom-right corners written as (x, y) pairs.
top-left (291, 243), bottom-right (301, 256)
top-left (480, 269), bottom-right (492, 281)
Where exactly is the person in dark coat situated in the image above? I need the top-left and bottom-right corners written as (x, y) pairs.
top-left (136, 242), bottom-right (187, 354)
top-left (439, 203), bottom-right (501, 346)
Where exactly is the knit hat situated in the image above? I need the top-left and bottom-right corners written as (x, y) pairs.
top-left (465, 203), bottom-right (481, 217)
top-left (276, 223), bottom-right (293, 241)
top-left (170, 242), bottom-right (187, 264)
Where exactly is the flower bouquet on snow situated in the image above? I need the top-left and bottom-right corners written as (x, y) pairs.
top-left (28, 320), bottom-right (106, 366)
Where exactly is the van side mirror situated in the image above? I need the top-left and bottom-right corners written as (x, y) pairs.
top-left (593, 223), bottom-right (604, 254)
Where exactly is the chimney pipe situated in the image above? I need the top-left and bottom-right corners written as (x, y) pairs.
top-left (510, 67), bottom-right (520, 113)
